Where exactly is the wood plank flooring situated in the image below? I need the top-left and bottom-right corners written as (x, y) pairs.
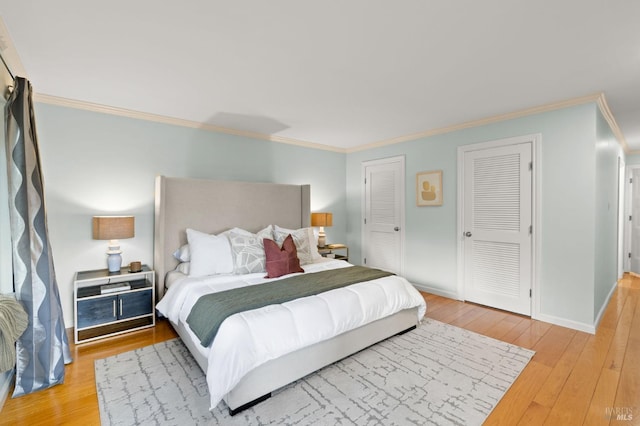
top-left (2, 274), bottom-right (639, 425)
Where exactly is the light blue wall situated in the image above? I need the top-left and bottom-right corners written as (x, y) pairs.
top-left (35, 103), bottom-right (346, 325)
top-left (346, 104), bottom-right (599, 327)
top-left (594, 109), bottom-right (623, 320)
top-left (33, 100), bottom-right (620, 330)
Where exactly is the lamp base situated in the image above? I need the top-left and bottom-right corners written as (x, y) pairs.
top-left (107, 252), bottom-right (122, 273)
top-left (318, 228), bottom-right (326, 248)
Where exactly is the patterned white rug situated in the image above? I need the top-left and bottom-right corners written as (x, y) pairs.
top-left (95, 318), bottom-right (534, 425)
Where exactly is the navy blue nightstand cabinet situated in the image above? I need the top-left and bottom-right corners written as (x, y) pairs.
top-left (74, 265), bottom-right (155, 343)
top-left (77, 294), bottom-right (117, 328)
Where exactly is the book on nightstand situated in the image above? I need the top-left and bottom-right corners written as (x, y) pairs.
top-left (326, 244), bottom-right (346, 249)
top-left (100, 282), bottom-right (131, 294)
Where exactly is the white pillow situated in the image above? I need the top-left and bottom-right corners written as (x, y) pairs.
top-left (173, 244), bottom-right (191, 262)
top-left (172, 226), bottom-right (271, 262)
top-left (186, 228), bottom-right (234, 277)
top-left (231, 225), bottom-right (274, 239)
top-left (273, 225), bottom-right (317, 265)
top-left (309, 227), bottom-right (323, 260)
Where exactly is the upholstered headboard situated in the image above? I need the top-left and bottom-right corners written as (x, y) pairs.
top-left (153, 176), bottom-right (311, 298)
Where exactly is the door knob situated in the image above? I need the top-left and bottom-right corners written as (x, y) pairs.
top-left (465, 231), bottom-right (472, 237)
top-left (394, 227), bottom-right (400, 231)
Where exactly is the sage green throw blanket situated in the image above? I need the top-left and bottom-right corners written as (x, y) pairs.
top-left (187, 266), bottom-right (393, 347)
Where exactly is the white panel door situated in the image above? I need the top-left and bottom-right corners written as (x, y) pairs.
top-left (463, 142), bottom-right (532, 315)
top-left (363, 157), bottom-right (404, 274)
top-left (630, 168), bottom-right (640, 274)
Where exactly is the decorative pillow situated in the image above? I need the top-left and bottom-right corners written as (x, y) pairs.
top-left (273, 225), bottom-right (316, 265)
top-left (186, 228), bottom-right (234, 277)
top-left (173, 244), bottom-right (191, 262)
top-left (256, 225), bottom-right (274, 240)
top-left (228, 232), bottom-right (266, 274)
top-left (263, 234), bottom-right (304, 278)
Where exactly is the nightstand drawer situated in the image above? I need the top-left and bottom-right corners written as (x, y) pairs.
top-left (77, 295), bottom-right (118, 328)
top-left (119, 289), bottom-right (153, 319)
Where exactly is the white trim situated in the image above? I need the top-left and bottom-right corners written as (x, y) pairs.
top-left (594, 280), bottom-right (618, 331)
top-left (535, 313), bottom-right (596, 335)
top-left (618, 156), bottom-right (626, 280)
top-left (32, 93), bottom-right (346, 153)
top-left (532, 137), bottom-right (542, 321)
top-left (349, 93), bottom-right (627, 154)
top-left (456, 134), bottom-right (540, 318)
top-left (456, 149), bottom-right (466, 301)
top-left (360, 155), bottom-right (406, 275)
top-left (30, 92), bottom-right (628, 157)
top-left (596, 93), bottom-right (629, 153)
top-left (411, 283), bottom-right (458, 300)
top-left (623, 165), bottom-right (640, 273)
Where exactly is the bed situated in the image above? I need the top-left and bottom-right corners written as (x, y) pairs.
top-left (153, 176), bottom-right (427, 414)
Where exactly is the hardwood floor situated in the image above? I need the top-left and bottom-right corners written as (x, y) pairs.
top-left (2, 275), bottom-right (639, 425)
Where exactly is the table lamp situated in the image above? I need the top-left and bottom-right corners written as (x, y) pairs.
top-left (311, 212), bottom-right (333, 248)
top-left (93, 216), bottom-right (135, 272)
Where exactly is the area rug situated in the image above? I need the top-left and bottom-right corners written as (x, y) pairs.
top-left (95, 318), bottom-right (534, 425)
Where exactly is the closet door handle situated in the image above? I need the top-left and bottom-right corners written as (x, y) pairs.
top-left (465, 231), bottom-right (472, 237)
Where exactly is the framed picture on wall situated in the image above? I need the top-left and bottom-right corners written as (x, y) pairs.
top-left (416, 170), bottom-right (443, 206)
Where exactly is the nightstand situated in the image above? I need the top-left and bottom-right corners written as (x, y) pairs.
top-left (318, 244), bottom-right (349, 262)
top-left (73, 265), bottom-right (155, 344)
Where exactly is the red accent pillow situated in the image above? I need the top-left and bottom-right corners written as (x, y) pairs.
top-left (264, 234), bottom-right (304, 278)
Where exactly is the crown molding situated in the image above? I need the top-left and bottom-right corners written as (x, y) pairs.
top-left (347, 93), bottom-right (628, 153)
top-left (32, 91), bottom-right (628, 156)
top-left (32, 93), bottom-right (347, 153)
top-left (595, 93), bottom-right (630, 153)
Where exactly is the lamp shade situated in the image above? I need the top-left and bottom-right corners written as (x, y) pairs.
top-left (311, 212), bottom-right (333, 227)
top-left (92, 216), bottom-right (135, 240)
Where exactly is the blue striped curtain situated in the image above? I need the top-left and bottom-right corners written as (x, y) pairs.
top-left (5, 77), bottom-right (72, 396)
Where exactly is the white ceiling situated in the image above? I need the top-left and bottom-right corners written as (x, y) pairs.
top-left (1, 1), bottom-right (639, 151)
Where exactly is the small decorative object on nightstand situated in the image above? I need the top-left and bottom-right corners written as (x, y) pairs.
top-left (318, 243), bottom-right (348, 262)
top-left (73, 265), bottom-right (155, 344)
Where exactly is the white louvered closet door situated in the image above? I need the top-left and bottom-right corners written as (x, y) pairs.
top-left (463, 142), bottom-right (532, 315)
top-left (363, 158), bottom-right (404, 274)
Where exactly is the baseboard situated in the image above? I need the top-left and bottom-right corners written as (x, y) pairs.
top-left (411, 283), bottom-right (459, 300)
top-left (412, 282), bottom-right (601, 334)
top-left (0, 370), bottom-right (14, 412)
top-left (594, 280), bottom-right (618, 330)
top-left (535, 313), bottom-right (596, 334)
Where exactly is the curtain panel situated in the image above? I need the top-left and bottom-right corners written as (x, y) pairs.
top-left (5, 77), bottom-right (71, 396)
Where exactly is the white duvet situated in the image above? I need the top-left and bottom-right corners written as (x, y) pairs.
top-left (156, 259), bottom-right (427, 410)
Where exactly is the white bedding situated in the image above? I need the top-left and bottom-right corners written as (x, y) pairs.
top-left (156, 259), bottom-right (427, 410)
